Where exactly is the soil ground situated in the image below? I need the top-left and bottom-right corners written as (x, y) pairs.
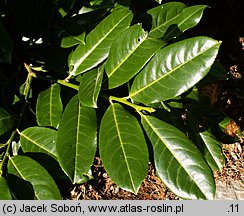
top-left (65, 140), bottom-right (243, 200)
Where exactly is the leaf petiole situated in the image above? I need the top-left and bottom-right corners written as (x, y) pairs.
top-left (109, 96), bottom-right (155, 113)
top-left (57, 79), bottom-right (79, 90)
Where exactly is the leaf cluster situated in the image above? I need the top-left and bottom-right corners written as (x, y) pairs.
top-left (0, 0), bottom-right (239, 200)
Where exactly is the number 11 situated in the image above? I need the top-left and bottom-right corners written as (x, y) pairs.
top-left (230, 204), bottom-right (239, 212)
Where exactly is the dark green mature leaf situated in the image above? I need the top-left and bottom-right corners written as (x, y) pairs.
top-left (129, 37), bottom-right (221, 104)
top-left (0, 176), bottom-right (12, 200)
top-left (0, 108), bottom-right (13, 136)
top-left (0, 20), bottom-right (13, 63)
top-left (199, 131), bottom-right (224, 171)
top-left (176, 5), bottom-right (208, 32)
top-left (61, 32), bottom-right (85, 48)
top-left (7, 156), bottom-right (61, 200)
top-left (161, 5), bottom-right (208, 41)
top-left (36, 84), bottom-right (63, 128)
top-left (57, 95), bottom-right (97, 183)
top-left (78, 66), bottom-right (104, 108)
top-left (148, 2), bottom-right (186, 38)
top-left (69, 7), bottom-right (133, 76)
top-left (186, 112), bottom-right (224, 171)
top-left (19, 127), bottom-right (58, 159)
top-left (141, 114), bottom-right (215, 199)
top-left (99, 103), bottom-right (148, 193)
top-left (148, 3), bottom-right (207, 40)
top-left (105, 25), bottom-right (166, 89)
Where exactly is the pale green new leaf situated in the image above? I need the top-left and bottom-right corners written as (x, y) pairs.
top-left (148, 2), bottom-right (187, 38)
top-left (78, 66), bottom-right (104, 108)
top-left (56, 95), bottom-right (97, 183)
top-left (7, 156), bottom-right (61, 200)
top-left (129, 37), bottom-right (221, 104)
top-left (99, 103), bottom-right (148, 194)
top-left (19, 127), bottom-right (58, 159)
top-left (199, 131), bottom-right (225, 171)
top-left (61, 32), bottom-right (85, 48)
top-left (0, 108), bottom-right (14, 136)
top-left (69, 7), bottom-right (133, 76)
top-left (0, 176), bottom-right (12, 200)
top-left (105, 25), bottom-right (167, 89)
top-left (141, 114), bottom-right (215, 199)
top-left (36, 84), bottom-right (63, 128)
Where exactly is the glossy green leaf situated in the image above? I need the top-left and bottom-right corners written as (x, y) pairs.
top-left (163, 5), bottom-right (207, 41)
top-left (69, 7), bottom-right (133, 76)
top-left (176, 5), bottom-right (208, 32)
top-left (186, 113), bottom-right (224, 171)
top-left (99, 103), bottom-right (148, 193)
top-left (105, 25), bottom-right (167, 89)
top-left (0, 108), bottom-right (14, 136)
top-left (19, 127), bottom-right (58, 159)
top-left (57, 95), bottom-right (97, 183)
top-left (0, 176), bottom-right (12, 200)
top-left (186, 111), bottom-right (225, 171)
top-left (148, 2), bottom-right (187, 38)
top-left (36, 84), bottom-right (63, 128)
top-left (141, 114), bottom-right (215, 199)
top-left (7, 155), bottom-right (61, 200)
top-left (61, 32), bottom-right (85, 48)
top-left (129, 36), bottom-right (221, 104)
top-left (78, 66), bottom-right (104, 108)
top-left (199, 131), bottom-right (224, 171)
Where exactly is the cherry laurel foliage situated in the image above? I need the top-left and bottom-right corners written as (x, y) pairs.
top-left (0, 0), bottom-right (230, 200)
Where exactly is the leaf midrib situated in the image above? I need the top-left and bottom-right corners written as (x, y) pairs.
top-left (199, 132), bottom-right (221, 170)
top-left (130, 40), bottom-right (220, 98)
top-left (141, 114), bottom-right (206, 197)
top-left (19, 130), bottom-right (54, 157)
top-left (178, 6), bottom-right (206, 30)
top-left (112, 103), bottom-right (136, 192)
top-left (108, 32), bottom-right (147, 78)
top-left (71, 11), bottom-right (131, 75)
top-left (149, 12), bottom-right (182, 36)
top-left (0, 115), bottom-right (12, 121)
top-left (9, 157), bottom-right (39, 200)
top-left (74, 102), bottom-right (81, 183)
